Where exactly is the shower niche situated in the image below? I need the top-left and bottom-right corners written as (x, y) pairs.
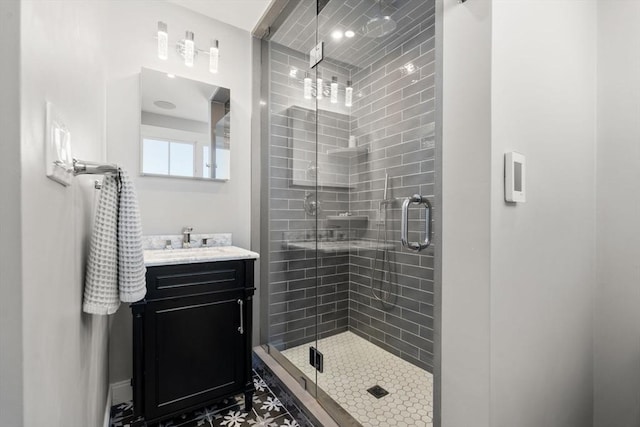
top-left (261, 0), bottom-right (438, 426)
top-left (287, 105), bottom-right (357, 189)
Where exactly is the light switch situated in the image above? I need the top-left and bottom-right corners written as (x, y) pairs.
top-left (45, 102), bottom-right (74, 186)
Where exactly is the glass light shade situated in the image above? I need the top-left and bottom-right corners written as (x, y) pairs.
top-left (330, 77), bottom-right (338, 104)
top-left (345, 81), bottom-right (353, 107)
top-left (157, 22), bottom-right (168, 60)
top-left (304, 76), bottom-right (312, 100)
top-left (184, 31), bottom-right (195, 67)
top-left (209, 40), bottom-right (219, 74)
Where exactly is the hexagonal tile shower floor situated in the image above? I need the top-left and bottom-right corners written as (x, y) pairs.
top-left (281, 331), bottom-right (433, 427)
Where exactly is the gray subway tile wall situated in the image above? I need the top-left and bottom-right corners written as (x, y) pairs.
top-left (267, 0), bottom-right (436, 372)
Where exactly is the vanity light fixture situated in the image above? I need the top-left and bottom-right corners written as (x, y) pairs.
top-left (156, 21), bottom-right (220, 74)
top-left (157, 21), bottom-right (169, 60)
top-left (330, 76), bottom-right (339, 104)
top-left (304, 73), bottom-right (312, 99)
top-left (345, 80), bottom-right (353, 107)
top-left (209, 39), bottom-right (219, 73)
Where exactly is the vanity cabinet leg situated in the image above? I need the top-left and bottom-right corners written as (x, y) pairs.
top-left (244, 391), bottom-right (253, 411)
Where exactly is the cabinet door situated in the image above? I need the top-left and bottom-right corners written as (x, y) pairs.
top-left (143, 292), bottom-right (246, 420)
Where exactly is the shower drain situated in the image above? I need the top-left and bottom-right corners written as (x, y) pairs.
top-left (367, 385), bottom-right (389, 399)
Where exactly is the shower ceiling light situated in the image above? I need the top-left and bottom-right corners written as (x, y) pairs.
top-left (331, 30), bottom-right (344, 40)
top-left (156, 21), bottom-right (221, 74)
top-left (345, 30), bottom-right (355, 38)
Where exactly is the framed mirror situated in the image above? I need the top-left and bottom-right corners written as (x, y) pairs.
top-left (139, 67), bottom-right (231, 181)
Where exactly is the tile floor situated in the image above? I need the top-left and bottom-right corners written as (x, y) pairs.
top-left (110, 371), bottom-right (305, 427)
top-left (281, 331), bottom-right (434, 427)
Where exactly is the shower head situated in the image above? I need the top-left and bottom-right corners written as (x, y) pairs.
top-left (362, 0), bottom-right (397, 38)
top-left (362, 15), bottom-right (397, 38)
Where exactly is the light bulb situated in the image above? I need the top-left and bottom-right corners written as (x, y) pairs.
top-left (345, 80), bottom-right (353, 107)
top-left (209, 40), bottom-right (219, 74)
top-left (184, 31), bottom-right (195, 67)
top-left (345, 30), bottom-right (355, 38)
top-left (157, 21), bottom-right (168, 60)
top-left (330, 77), bottom-right (338, 104)
top-left (316, 77), bottom-right (323, 100)
top-left (304, 74), bottom-right (312, 100)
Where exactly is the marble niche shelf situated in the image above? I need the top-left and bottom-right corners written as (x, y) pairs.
top-left (326, 147), bottom-right (369, 158)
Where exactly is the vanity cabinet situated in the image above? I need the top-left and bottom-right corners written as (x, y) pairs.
top-left (131, 259), bottom-right (255, 426)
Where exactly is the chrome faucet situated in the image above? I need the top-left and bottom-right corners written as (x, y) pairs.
top-left (182, 227), bottom-right (193, 248)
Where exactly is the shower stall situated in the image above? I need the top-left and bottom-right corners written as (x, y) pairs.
top-left (259, 0), bottom-right (439, 425)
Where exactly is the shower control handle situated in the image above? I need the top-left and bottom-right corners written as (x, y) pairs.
top-left (237, 299), bottom-right (244, 335)
top-left (401, 194), bottom-right (432, 252)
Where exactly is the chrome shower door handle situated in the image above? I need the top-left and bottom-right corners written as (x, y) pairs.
top-left (401, 194), bottom-right (433, 252)
top-left (237, 299), bottom-right (244, 335)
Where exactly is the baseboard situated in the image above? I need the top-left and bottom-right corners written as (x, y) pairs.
top-left (103, 388), bottom-right (112, 427)
top-left (111, 379), bottom-right (132, 406)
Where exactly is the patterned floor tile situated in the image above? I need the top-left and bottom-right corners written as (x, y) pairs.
top-left (110, 371), bottom-right (305, 427)
top-left (254, 395), bottom-right (287, 418)
top-left (252, 362), bottom-right (315, 427)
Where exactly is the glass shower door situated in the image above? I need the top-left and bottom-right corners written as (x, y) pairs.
top-left (314, 0), bottom-right (437, 425)
top-left (264, 0), bottom-right (319, 399)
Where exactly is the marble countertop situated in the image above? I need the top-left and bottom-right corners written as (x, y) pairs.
top-left (144, 245), bottom-right (260, 267)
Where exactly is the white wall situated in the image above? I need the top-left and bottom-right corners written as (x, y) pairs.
top-left (594, 2), bottom-right (640, 426)
top-left (104, 1), bottom-right (255, 386)
top-left (440, 0), bottom-right (492, 426)
top-left (442, 1), bottom-right (597, 426)
top-left (0, 1), bottom-right (24, 425)
top-left (20, 1), bottom-right (110, 425)
top-left (491, 2), bottom-right (596, 426)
